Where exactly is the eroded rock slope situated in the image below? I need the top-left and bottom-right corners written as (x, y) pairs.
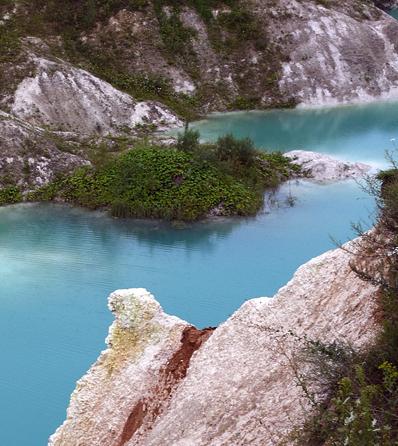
top-left (50, 238), bottom-right (380, 446)
top-left (2, 0), bottom-right (398, 116)
top-left (2, 0), bottom-right (398, 189)
top-left (10, 53), bottom-right (182, 136)
top-left (0, 111), bottom-right (89, 189)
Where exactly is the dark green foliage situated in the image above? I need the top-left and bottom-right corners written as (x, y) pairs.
top-left (293, 169), bottom-right (398, 445)
top-left (48, 146), bottom-right (260, 220)
top-left (176, 131), bottom-right (298, 189)
top-left (229, 96), bottom-right (260, 111)
top-left (30, 0), bottom-right (149, 32)
top-left (156, 8), bottom-right (197, 57)
top-left (0, 186), bottom-right (22, 205)
top-left (176, 128), bottom-right (200, 152)
top-left (0, 18), bottom-right (21, 62)
top-left (217, 7), bottom-right (258, 39)
top-left (216, 134), bottom-right (256, 166)
top-left (29, 137), bottom-right (298, 221)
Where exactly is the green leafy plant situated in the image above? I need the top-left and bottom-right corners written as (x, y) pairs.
top-left (28, 136), bottom-right (298, 221)
top-left (0, 186), bottom-right (22, 205)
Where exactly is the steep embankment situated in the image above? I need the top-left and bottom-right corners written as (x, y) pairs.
top-left (49, 238), bottom-right (380, 446)
top-left (10, 51), bottom-right (182, 135)
top-left (0, 111), bottom-right (89, 192)
top-left (2, 0), bottom-right (398, 116)
top-left (1, 0), bottom-right (398, 190)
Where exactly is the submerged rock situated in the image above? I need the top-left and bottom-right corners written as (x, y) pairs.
top-left (285, 150), bottom-right (372, 182)
top-left (50, 240), bottom-right (380, 446)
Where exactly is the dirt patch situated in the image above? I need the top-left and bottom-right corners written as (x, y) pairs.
top-left (118, 326), bottom-right (214, 446)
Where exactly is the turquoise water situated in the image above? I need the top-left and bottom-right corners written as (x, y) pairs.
top-left (389, 9), bottom-right (398, 20)
top-left (1, 101), bottom-right (396, 445)
top-left (190, 102), bottom-right (398, 167)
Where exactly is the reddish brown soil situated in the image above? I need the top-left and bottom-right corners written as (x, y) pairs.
top-left (118, 326), bottom-right (214, 446)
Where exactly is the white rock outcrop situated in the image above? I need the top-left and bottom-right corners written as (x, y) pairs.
top-left (50, 240), bottom-right (380, 446)
top-left (11, 57), bottom-right (182, 136)
top-left (285, 150), bottom-right (372, 182)
top-left (273, 0), bottom-right (398, 105)
top-left (0, 111), bottom-right (89, 187)
top-left (49, 288), bottom-right (213, 446)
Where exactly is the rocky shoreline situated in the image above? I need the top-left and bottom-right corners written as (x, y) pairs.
top-left (2, 0), bottom-right (398, 191)
top-left (285, 150), bottom-right (372, 182)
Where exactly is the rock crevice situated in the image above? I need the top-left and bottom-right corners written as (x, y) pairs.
top-left (118, 326), bottom-right (213, 446)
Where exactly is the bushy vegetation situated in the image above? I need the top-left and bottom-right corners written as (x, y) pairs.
top-left (217, 6), bottom-right (258, 40)
top-left (292, 169), bottom-right (398, 445)
top-left (0, 11), bottom-right (21, 62)
top-left (27, 134), bottom-right (298, 221)
top-left (0, 186), bottom-right (22, 205)
top-left (153, 1), bottom-right (197, 62)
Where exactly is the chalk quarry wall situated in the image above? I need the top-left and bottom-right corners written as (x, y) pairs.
top-left (50, 238), bottom-right (380, 446)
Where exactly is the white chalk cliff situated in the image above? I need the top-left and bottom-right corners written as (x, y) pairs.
top-left (49, 239), bottom-right (380, 446)
top-left (11, 55), bottom-right (182, 136)
top-left (275, 0), bottom-right (398, 105)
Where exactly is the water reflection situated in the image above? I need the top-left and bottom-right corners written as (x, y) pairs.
top-left (0, 203), bottom-right (242, 253)
top-left (189, 102), bottom-right (398, 164)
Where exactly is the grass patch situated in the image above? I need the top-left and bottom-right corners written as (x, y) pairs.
top-left (0, 18), bottom-right (21, 62)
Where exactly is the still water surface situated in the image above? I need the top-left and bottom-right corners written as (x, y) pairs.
top-left (190, 102), bottom-right (398, 166)
top-left (2, 101), bottom-right (397, 445)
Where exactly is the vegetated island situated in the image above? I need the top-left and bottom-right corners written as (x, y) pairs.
top-left (10, 131), bottom-right (299, 222)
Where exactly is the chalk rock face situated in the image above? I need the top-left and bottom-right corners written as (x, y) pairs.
top-left (285, 150), bottom-right (372, 182)
top-left (3, 1), bottom-right (398, 112)
top-left (49, 288), bottom-right (213, 446)
top-left (11, 56), bottom-right (182, 136)
top-left (275, 0), bottom-right (398, 105)
top-left (0, 111), bottom-right (89, 188)
top-left (50, 242), bottom-right (380, 446)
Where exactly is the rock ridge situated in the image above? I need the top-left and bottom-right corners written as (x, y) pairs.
top-left (48, 289), bottom-right (213, 446)
top-left (50, 239), bottom-right (381, 446)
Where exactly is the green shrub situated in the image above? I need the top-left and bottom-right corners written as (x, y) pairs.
top-left (0, 23), bottom-right (21, 62)
top-left (229, 96), bottom-right (260, 111)
top-left (158, 11), bottom-right (197, 56)
top-left (176, 128), bottom-right (200, 152)
top-left (217, 7), bottom-right (258, 39)
top-left (0, 186), bottom-right (22, 205)
top-left (292, 168), bottom-right (398, 445)
top-left (216, 134), bottom-right (256, 166)
top-left (33, 138), bottom-right (298, 221)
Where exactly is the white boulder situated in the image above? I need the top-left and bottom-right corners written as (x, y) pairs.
top-left (285, 149), bottom-right (372, 182)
